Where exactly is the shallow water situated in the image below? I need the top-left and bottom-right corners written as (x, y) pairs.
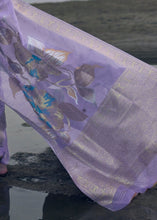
top-left (0, 182), bottom-right (45, 220)
top-left (1, 180), bottom-right (157, 220)
top-left (6, 106), bottom-right (48, 158)
top-left (0, 182), bottom-right (106, 220)
top-left (10, 187), bottom-right (46, 220)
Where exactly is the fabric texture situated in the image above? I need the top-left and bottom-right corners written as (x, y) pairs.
top-left (0, 0), bottom-right (157, 211)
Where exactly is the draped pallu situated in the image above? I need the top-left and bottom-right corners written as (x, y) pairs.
top-left (0, 0), bottom-right (156, 211)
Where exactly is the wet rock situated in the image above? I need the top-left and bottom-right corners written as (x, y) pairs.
top-left (33, 0), bottom-right (157, 64)
top-left (21, 122), bottom-right (31, 127)
top-left (2, 147), bottom-right (157, 219)
top-left (4, 148), bottom-right (83, 197)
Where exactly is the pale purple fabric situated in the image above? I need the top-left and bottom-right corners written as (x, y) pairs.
top-left (0, 0), bottom-right (157, 211)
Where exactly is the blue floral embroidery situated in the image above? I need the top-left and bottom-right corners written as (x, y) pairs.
top-left (25, 57), bottom-right (34, 65)
top-left (43, 93), bottom-right (56, 107)
top-left (22, 85), bottom-right (52, 128)
top-left (39, 117), bottom-right (52, 128)
top-left (25, 54), bottom-right (42, 79)
top-left (29, 69), bottom-right (39, 79)
top-left (23, 86), bottom-right (35, 109)
top-left (24, 85), bottom-right (35, 91)
top-left (32, 55), bottom-right (41, 63)
top-left (25, 54), bottom-right (41, 65)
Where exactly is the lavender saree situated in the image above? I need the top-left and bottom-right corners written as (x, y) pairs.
top-left (0, 0), bottom-right (157, 211)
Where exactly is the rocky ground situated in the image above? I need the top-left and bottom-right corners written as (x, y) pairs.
top-left (7, 148), bottom-right (81, 196)
top-left (3, 147), bottom-right (157, 219)
top-left (33, 0), bottom-right (157, 64)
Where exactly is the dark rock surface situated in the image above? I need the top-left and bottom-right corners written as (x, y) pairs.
top-left (1, 147), bottom-right (157, 219)
top-left (7, 148), bottom-right (81, 196)
top-left (33, 0), bottom-right (157, 64)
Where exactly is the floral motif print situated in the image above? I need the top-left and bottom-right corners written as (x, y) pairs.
top-left (0, 20), bottom-right (15, 45)
top-left (9, 77), bottom-right (21, 98)
top-left (74, 64), bottom-right (99, 103)
top-left (66, 86), bottom-right (78, 104)
top-left (45, 49), bottom-right (70, 64)
top-left (0, 18), bottom-right (100, 144)
top-left (22, 85), bottom-right (65, 131)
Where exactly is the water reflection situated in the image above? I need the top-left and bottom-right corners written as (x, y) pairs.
top-left (41, 193), bottom-right (124, 220)
top-left (0, 182), bottom-right (157, 219)
top-left (42, 194), bottom-right (93, 220)
top-left (0, 181), bottom-right (10, 220)
top-left (41, 193), bottom-right (157, 220)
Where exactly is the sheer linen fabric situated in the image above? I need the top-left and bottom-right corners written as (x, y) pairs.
top-left (0, 0), bottom-right (157, 211)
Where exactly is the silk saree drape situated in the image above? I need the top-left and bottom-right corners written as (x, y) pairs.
top-left (0, 0), bottom-right (157, 211)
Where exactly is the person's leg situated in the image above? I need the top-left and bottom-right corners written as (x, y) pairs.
top-left (0, 101), bottom-right (9, 175)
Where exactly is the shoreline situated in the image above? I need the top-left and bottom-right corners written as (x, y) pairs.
top-left (32, 0), bottom-right (157, 64)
